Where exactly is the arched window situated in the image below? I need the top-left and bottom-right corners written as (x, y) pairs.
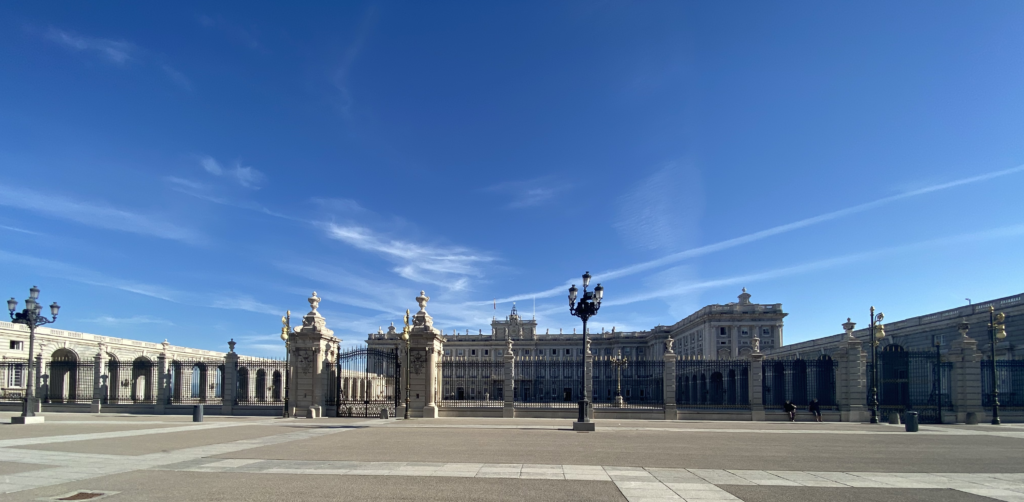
top-left (709, 372), bottom-right (724, 405)
top-left (256, 369), bottom-right (267, 401)
top-left (792, 359), bottom-right (808, 405)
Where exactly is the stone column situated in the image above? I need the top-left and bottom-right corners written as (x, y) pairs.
top-left (222, 341), bottom-right (238, 416)
top-left (154, 346), bottom-right (168, 414)
top-left (408, 291), bottom-right (444, 418)
top-left (91, 347), bottom-right (106, 413)
top-left (731, 326), bottom-right (740, 359)
top-left (34, 349), bottom-right (45, 410)
top-left (834, 319), bottom-right (867, 422)
top-left (663, 339), bottom-right (677, 420)
top-left (288, 293), bottom-right (340, 418)
top-left (585, 342), bottom-right (594, 417)
top-left (749, 351), bottom-right (765, 421)
top-left (949, 322), bottom-right (984, 424)
top-left (503, 345), bottom-right (514, 418)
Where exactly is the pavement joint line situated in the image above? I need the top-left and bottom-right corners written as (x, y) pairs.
top-left (0, 419), bottom-right (381, 494)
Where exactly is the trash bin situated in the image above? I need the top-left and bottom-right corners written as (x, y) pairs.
top-left (193, 404), bottom-right (204, 422)
top-left (904, 411), bottom-right (918, 432)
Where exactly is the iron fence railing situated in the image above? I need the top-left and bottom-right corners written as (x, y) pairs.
top-left (676, 358), bottom-right (750, 410)
top-left (237, 359), bottom-right (287, 405)
top-left (0, 359), bottom-right (28, 402)
top-left (982, 358), bottom-right (1024, 410)
top-left (513, 356), bottom-right (582, 408)
top-left (336, 347), bottom-right (399, 418)
top-left (593, 356), bottom-right (663, 410)
top-left (43, 358), bottom-right (95, 404)
top-left (106, 359), bottom-right (157, 404)
top-left (763, 357), bottom-right (838, 411)
top-left (169, 359), bottom-right (224, 405)
top-left (866, 348), bottom-right (952, 423)
top-left (438, 357), bottom-right (504, 407)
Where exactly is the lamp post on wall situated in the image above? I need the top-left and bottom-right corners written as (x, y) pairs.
top-left (280, 311), bottom-right (292, 417)
top-left (988, 306), bottom-right (1007, 425)
top-left (868, 306), bottom-right (885, 424)
top-left (7, 286), bottom-right (60, 423)
top-left (568, 271), bottom-right (603, 425)
top-left (401, 309), bottom-right (411, 420)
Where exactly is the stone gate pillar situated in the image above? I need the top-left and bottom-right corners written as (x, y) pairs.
top-left (223, 341), bottom-right (238, 415)
top-left (503, 340), bottom-right (514, 418)
top-left (91, 346), bottom-right (107, 413)
top-left (287, 292), bottom-right (340, 419)
top-left (663, 339), bottom-right (677, 420)
top-left (408, 291), bottom-right (443, 418)
top-left (834, 319), bottom-right (868, 422)
top-left (749, 350), bottom-right (765, 421)
top-left (949, 321), bottom-right (984, 423)
top-left (154, 343), bottom-right (168, 414)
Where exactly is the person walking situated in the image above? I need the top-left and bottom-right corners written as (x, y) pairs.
top-left (809, 398), bottom-right (822, 422)
top-left (783, 400), bottom-right (797, 422)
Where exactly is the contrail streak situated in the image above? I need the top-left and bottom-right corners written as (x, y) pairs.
top-left (480, 164), bottom-right (1024, 305)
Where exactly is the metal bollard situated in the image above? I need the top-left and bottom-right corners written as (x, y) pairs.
top-left (904, 411), bottom-right (919, 432)
top-left (193, 404), bottom-right (204, 422)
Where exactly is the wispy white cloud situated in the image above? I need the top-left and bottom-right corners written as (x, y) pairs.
top-left (484, 163), bottom-right (1024, 305)
top-left (198, 156), bottom-right (265, 189)
top-left (614, 163), bottom-right (702, 251)
top-left (164, 176), bottom-right (294, 220)
top-left (161, 64), bottom-right (193, 91)
top-left (0, 249), bottom-right (281, 317)
top-left (323, 223), bottom-right (491, 291)
top-left (82, 315), bottom-right (174, 326)
top-left (210, 295), bottom-right (280, 315)
top-left (485, 177), bottom-right (569, 209)
top-left (0, 184), bottom-right (201, 243)
top-left (331, 6), bottom-right (376, 117)
top-left (312, 197), bottom-right (366, 214)
top-left (45, 27), bottom-right (135, 64)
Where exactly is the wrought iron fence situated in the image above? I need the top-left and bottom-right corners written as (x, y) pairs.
top-left (438, 357), bottom-right (504, 407)
top-left (336, 347), bottom-right (399, 418)
top-left (593, 356), bottom-right (664, 410)
top-left (982, 358), bottom-right (1024, 410)
top-left (237, 359), bottom-right (287, 405)
top-left (513, 356), bottom-right (582, 408)
top-left (865, 346), bottom-right (951, 423)
top-left (106, 358), bottom-right (157, 404)
top-left (763, 357), bottom-right (838, 411)
top-left (44, 357), bottom-right (94, 404)
top-left (0, 359), bottom-right (28, 403)
top-left (676, 358), bottom-right (750, 410)
top-left (168, 359), bottom-right (224, 405)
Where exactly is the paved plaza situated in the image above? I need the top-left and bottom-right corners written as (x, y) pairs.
top-left (1, 414), bottom-right (1023, 501)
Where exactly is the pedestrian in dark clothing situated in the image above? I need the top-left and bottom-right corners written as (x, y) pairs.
top-left (809, 399), bottom-right (822, 422)
top-left (783, 400), bottom-right (797, 421)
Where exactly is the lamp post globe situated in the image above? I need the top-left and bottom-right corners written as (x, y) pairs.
top-left (8, 286), bottom-right (60, 423)
top-left (568, 271), bottom-right (603, 426)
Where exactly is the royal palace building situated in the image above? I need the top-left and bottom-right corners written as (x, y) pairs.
top-left (367, 288), bottom-right (787, 361)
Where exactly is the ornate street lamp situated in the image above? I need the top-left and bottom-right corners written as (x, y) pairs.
top-left (8, 286), bottom-right (60, 422)
top-left (868, 306), bottom-right (885, 424)
top-left (568, 271), bottom-right (603, 425)
top-left (280, 310), bottom-right (291, 418)
top-left (401, 309), bottom-right (412, 420)
top-left (988, 306), bottom-right (1007, 425)
top-left (611, 350), bottom-right (627, 408)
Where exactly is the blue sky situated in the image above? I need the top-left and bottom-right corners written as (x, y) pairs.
top-left (1, 2), bottom-right (1022, 357)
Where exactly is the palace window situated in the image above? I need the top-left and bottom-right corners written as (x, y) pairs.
top-left (720, 327), bottom-right (727, 336)
top-left (9, 341), bottom-right (23, 350)
top-left (525, 350), bottom-right (530, 355)
top-left (637, 347), bottom-right (644, 355)
top-left (457, 349), bottom-right (464, 356)
top-left (483, 350), bottom-right (489, 356)
top-left (471, 349), bottom-right (476, 356)
top-left (741, 329), bottom-right (748, 336)
top-left (552, 349), bottom-right (557, 355)
top-left (444, 349), bottom-right (452, 356)
top-left (6, 364), bottom-right (24, 387)
top-left (763, 328), bottom-right (771, 336)
top-left (565, 349), bottom-right (571, 355)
